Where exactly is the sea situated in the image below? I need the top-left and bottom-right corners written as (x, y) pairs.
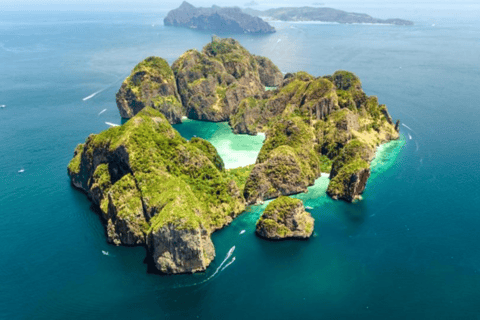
top-left (1, 2), bottom-right (480, 319)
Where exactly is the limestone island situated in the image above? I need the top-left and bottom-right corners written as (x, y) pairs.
top-left (164, 2), bottom-right (275, 34)
top-left (256, 196), bottom-right (314, 240)
top-left (68, 37), bottom-right (399, 274)
top-left (243, 7), bottom-right (414, 25)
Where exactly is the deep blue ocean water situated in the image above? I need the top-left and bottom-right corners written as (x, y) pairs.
top-left (1, 5), bottom-right (480, 319)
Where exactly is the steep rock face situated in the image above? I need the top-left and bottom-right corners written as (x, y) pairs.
top-left (256, 196), bottom-right (314, 240)
top-left (116, 57), bottom-right (183, 124)
top-left (164, 2), bottom-right (275, 34)
top-left (243, 117), bottom-right (321, 204)
top-left (172, 38), bottom-right (267, 122)
top-left (68, 107), bottom-right (245, 274)
top-left (255, 56), bottom-right (283, 87)
top-left (229, 72), bottom-right (339, 135)
top-left (238, 69), bottom-right (399, 204)
top-left (327, 162), bottom-right (370, 202)
top-left (147, 224), bottom-right (215, 274)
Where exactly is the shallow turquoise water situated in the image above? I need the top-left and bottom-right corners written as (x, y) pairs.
top-left (173, 119), bottom-right (265, 169)
top-left (1, 7), bottom-right (480, 320)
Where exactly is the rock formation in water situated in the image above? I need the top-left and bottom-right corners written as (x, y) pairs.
top-left (72, 37), bottom-right (400, 274)
top-left (68, 107), bottom-right (244, 274)
top-left (237, 70), bottom-right (398, 204)
top-left (256, 196), bottom-right (314, 240)
top-left (164, 2), bottom-right (275, 34)
top-left (243, 6), bottom-right (413, 25)
top-left (116, 57), bottom-right (183, 124)
top-left (116, 38), bottom-right (283, 123)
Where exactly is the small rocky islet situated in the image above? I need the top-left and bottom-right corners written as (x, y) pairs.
top-left (256, 196), bottom-right (314, 240)
top-left (68, 37), bottom-right (399, 274)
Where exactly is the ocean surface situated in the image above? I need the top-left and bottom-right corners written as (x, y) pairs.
top-left (1, 5), bottom-right (480, 319)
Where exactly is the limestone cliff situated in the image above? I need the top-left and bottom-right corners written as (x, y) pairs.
top-left (256, 196), bottom-right (314, 240)
top-left (239, 70), bottom-right (399, 203)
top-left (70, 39), bottom-right (402, 275)
top-left (116, 57), bottom-right (183, 124)
top-left (68, 107), bottom-right (244, 274)
top-left (243, 117), bottom-right (321, 204)
top-left (172, 37), bottom-right (279, 122)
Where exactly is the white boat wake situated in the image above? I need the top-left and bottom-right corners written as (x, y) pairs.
top-left (174, 246), bottom-right (236, 288)
top-left (402, 123), bottom-right (413, 131)
top-left (102, 250), bottom-right (109, 256)
top-left (105, 122), bottom-right (120, 127)
top-left (239, 230), bottom-right (246, 235)
top-left (83, 89), bottom-right (104, 101)
top-left (98, 108), bottom-right (107, 115)
top-left (220, 257), bottom-right (235, 271)
top-left (18, 169), bottom-right (25, 173)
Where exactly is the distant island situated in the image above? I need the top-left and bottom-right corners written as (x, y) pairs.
top-left (68, 37), bottom-right (399, 275)
top-left (164, 1), bottom-right (275, 34)
top-left (244, 1), bottom-right (259, 7)
top-left (243, 6), bottom-right (414, 25)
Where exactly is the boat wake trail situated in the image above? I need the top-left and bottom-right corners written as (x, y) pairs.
top-left (98, 109), bottom-right (107, 115)
top-left (83, 89), bottom-right (104, 101)
top-left (174, 246), bottom-right (236, 288)
top-left (83, 75), bottom-right (127, 101)
top-left (402, 123), bottom-right (413, 131)
top-left (220, 257), bottom-right (235, 271)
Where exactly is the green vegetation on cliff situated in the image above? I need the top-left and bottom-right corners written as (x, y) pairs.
top-left (256, 196), bottom-right (314, 239)
top-left (225, 164), bottom-right (255, 192)
top-left (71, 38), bottom-right (401, 274)
top-left (69, 107), bottom-right (244, 235)
top-left (116, 57), bottom-right (183, 123)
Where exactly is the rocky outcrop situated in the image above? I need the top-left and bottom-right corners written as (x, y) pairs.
top-left (147, 224), bottom-right (215, 274)
top-left (172, 38), bottom-right (267, 122)
top-left (68, 107), bottom-right (245, 274)
top-left (229, 72), bottom-right (339, 135)
top-left (327, 162), bottom-right (370, 202)
top-left (243, 117), bottom-right (320, 204)
top-left (70, 39), bottom-right (402, 276)
top-left (116, 57), bottom-right (183, 124)
top-left (256, 196), bottom-right (314, 240)
top-left (255, 56), bottom-right (283, 87)
top-left (164, 2), bottom-right (275, 34)
top-left (243, 6), bottom-right (413, 25)
top-left (238, 69), bottom-right (399, 204)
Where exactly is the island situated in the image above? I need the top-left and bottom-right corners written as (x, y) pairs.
top-left (243, 7), bottom-right (414, 25)
top-left (164, 2), bottom-right (275, 34)
top-left (256, 196), bottom-right (314, 240)
top-left (244, 1), bottom-right (259, 7)
top-left (68, 37), bottom-right (399, 274)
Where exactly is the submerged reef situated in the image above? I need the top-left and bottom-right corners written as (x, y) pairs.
top-left (70, 37), bottom-right (399, 274)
